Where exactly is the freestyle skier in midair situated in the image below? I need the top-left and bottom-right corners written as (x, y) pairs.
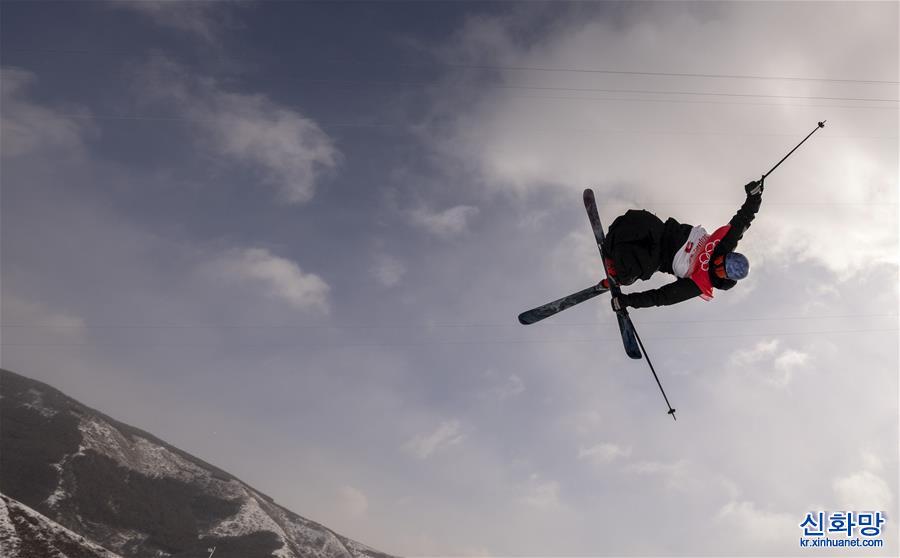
top-left (604, 179), bottom-right (763, 312)
top-left (518, 120), bottom-right (825, 419)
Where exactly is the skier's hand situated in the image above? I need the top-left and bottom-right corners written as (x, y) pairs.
top-left (611, 295), bottom-right (628, 313)
top-left (745, 179), bottom-right (764, 196)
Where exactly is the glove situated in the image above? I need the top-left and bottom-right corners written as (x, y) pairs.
top-left (745, 179), bottom-right (764, 196)
top-left (611, 295), bottom-right (629, 313)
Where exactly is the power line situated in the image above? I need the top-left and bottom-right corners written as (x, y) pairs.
top-left (5, 47), bottom-right (897, 85)
top-left (3, 313), bottom-right (896, 331)
top-left (6, 46), bottom-right (898, 104)
top-left (502, 93), bottom-right (900, 111)
top-left (51, 112), bottom-right (898, 141)
top-left (291, 77), bottom-right (900, 104)
top-left (444, 63), bottom-right (900, 85)
top-left (1, 326), bottom-right (896, 349)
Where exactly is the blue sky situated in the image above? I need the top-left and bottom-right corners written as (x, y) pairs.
top-left (1, 2), bottom-right (898, 556)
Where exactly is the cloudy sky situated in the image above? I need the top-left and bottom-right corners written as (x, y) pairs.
top-left (1, 1), bottom-right (897, 556)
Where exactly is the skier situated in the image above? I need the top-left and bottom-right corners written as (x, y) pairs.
top-left (605, 179), bottom-right (763, 311)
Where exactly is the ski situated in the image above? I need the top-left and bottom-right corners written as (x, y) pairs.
top-left (518, 282), bottom-right (608, 325)
top-left (583, 189), bottom-right (642, 359)
top-left (516, 188), bottom-right (676, 419)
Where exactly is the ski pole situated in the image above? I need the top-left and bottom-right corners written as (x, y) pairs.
top-left (624, 313), bottom-right (677, 421)
top-left (762, 120), bottom-right (826, 180)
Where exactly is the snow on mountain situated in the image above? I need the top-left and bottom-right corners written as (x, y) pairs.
top-left (20, 388), bottom-right (58, 418)
top-left (0, 369), bottom-right (397, 558)
top-left (77, 415), bottom-right (216, 484)
top-left (0, 498), bottom-right (18, 557)
top-left (1, 493), bottom-right (123, 558)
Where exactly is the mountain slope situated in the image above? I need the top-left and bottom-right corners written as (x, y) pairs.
top-left (1, 493), bottom-right (123, 558)
top-left (0, 368), bottom-right (396, 558)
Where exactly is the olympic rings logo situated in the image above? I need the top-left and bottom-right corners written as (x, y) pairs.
top-left (698, 240), bottom-right (721, 271)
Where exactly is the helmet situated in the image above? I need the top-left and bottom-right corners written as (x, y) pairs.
top-left (723, 252), bottom-right (749, 280)
top-left (605, 257), bottom-right (637, 286)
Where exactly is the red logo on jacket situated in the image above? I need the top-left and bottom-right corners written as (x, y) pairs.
top-left (690, 225), bottom-right (731, 300)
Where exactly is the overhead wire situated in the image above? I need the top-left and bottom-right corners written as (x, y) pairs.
top-left (50, 112), bottom-right (898, 142)
top-left (4, 47), bottom-right (898, 85)
top-left (500, 93), bottom-right (898, 112)
top-left (3, 51), bottom-right (896, 347)
top-left (6, 48), bottom-right (898, 125)
top-left (4, 310), bottom-right (897, 349)
top-left (1, 326), bottom-right (897, 349)
top-left (440, 62), bottom-right (900, 85)
top-left (289, 77), bottom-right (900, 104)
top-left (4, 46), bottom-right (898, 107)
top-left (1, 312), bottom-right (897, 331)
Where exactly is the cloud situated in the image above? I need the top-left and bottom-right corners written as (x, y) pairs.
top-left (214, 248), bottom-right (330, 313)
top-left (479, 371), bottom-right (525, 401)
top-left (0, 294), bottom-right (87, 346)
top-left (409, 205), bottom-right (479, 239)
top-left (730, 339), bottom-right (780, 366)
top-left (578, 443), bottom-right (631, 466)
top-left (338, 485), bottom-right (369, 518)
top-left (729, 339), bottom-right (810, 388)
top-left (833, 470), bottom-right (892, 512)
top-left (715, 500), bottom-right (795, 545)
top-left (404, 420), bottom-right (466, 460)
top-left (371, 253), bottom-right (407, 288)
top-left (627, 459), bottom-right (694, 492)
top-left (770, 349), bottom-right (809, 387)
top-left (4, 4), bottom-right (895, 556)
top-left (420, 4), bottom-right (898, 276)
top-left (0, 67), bottom-right (91, 158)
top-left (111, 1), bottom-right (237, 44)
top-left (136, 56), bottom-right (340, 204)
top-left (861, 451), bottom-right (884, 472)
top-left (832, 452), bottom-right (893, 513)
top-left (518, 474), bottom-right (562, 511)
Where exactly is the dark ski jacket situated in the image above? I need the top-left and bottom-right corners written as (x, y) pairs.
top-left (602, 192), bottom-right (762, 308)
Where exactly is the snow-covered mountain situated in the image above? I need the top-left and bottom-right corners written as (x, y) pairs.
top-left (1, 494), bottom-right (124, 558)
top-left (0, 369), bottom-right (396, 558)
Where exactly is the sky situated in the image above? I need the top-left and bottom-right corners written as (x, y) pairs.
top-left (1, 1), bottom-right (898, 556)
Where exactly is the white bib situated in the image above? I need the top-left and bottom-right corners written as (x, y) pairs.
top-left (672, 225), bottom-right (709, 278)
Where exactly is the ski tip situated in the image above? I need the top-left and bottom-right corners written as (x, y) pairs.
top-left (518, 313), bottom-right (539, 325)
top-left (583, 188), bottom-right (594, 199)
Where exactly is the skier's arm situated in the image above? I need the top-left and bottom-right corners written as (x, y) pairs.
top-left (620, 278), bottom-right (702, 309)
top-left (716, 181), bottom-right (763, 254)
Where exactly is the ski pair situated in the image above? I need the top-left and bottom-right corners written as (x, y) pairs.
top-left (584, 189), bottom-right (676, 420)
top-left (518, 188), bottom-right (676, 420)
top-left (582, 189), bottom-right (643, 360)
top-left (516, 190), bottom-right (640, 360)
